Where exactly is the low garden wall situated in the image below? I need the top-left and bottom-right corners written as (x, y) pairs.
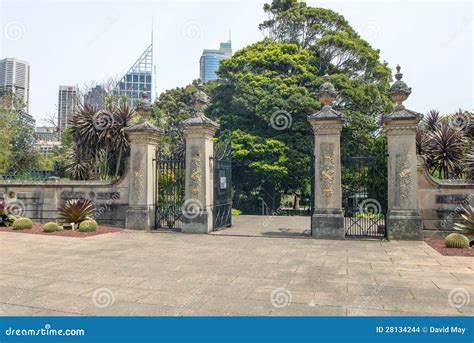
top-left (417, 156), bottom-right (474, 237)
top-left (0, 173), bottom-right (130, 227)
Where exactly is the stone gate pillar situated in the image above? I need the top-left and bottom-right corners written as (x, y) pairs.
top-left (383, 65), bottom-right (423, 240)
top-left (124, 90), bottom-right (163, 230)
top-left (308, 75), bottom-right (345, 239)
top-left (181, 90), bottom-right (220, 234)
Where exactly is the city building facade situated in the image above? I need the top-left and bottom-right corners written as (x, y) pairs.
top-left (0, 57), bottom-right (31, 112)
top-left (35, 126), bottom-right (60, 154)
top-left (199, 41), bottom-right (232, 83)
top-left (116, 44), bottom-right (153, 107)
top-left (84, 85), bottom-right (107, 108)
top-left (58, 85), bottom-right (79, 131)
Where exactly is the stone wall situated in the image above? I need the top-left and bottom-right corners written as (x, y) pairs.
top-left (417, 156), bottom-right (474, 237)
top-left (0, 173), bottom-right (130, 227)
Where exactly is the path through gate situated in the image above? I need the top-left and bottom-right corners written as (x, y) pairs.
top-left (154, 149), bottom-right (185, 230)
top-left (342, 155), bottom-right (387, 238)
top-left (212, 136), bottom-right (232, 230)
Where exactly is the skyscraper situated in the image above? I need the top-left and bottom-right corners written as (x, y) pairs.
top-left (0, 58), bottom-right (31, 112)
top-left (58, 85), bottom-right (78, 131)
top-left (84, 85), bottom-right (107, 108)
top-left (116, 43), bottom-right (153, 107)
top-left (199, 41), bottom-right (232, 83)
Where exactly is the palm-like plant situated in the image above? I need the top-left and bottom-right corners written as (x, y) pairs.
top-left (112, 104), bottom-right (134, 177)
top-left (454, 204), bottom-right (474, 234)
top-left (58, 198), bottom-right (96, 224)
top-left (427, 122), bottom-right (467, 179)
top-left (422, 109), bottom-right (441, 132)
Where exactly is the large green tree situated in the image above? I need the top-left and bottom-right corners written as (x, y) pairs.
top-left (208, 0), bottom-right (393, 213)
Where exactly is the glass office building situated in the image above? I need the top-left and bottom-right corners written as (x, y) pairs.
top-left (117, 43), bottom-right (153, 107)
top-left (199, 41), bottom-right (232, 83)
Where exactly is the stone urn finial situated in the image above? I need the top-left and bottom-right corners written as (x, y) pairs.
top-left (389, 65), bottom-right (412, 108)
top-left (192, 90), bottom-right (210, 113)
top-left (136, 86), bottom-right (152, 122)
top-left (318, 74), bottom-right (338, 107)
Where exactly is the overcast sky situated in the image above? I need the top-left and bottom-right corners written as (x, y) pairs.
top-left (1, 0), bottom-right (473, 125)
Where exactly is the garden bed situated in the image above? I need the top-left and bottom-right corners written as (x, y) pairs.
top-left (0, 223), bottom-right (123, 237)
top-left (425, 237), bottom-right (474, 257)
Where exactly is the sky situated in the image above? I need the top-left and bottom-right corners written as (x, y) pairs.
top-left (1, 0), bottom-right (473, 125)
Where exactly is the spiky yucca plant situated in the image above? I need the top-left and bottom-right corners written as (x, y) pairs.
top-left (58, 199), bottom-right (96, 224)
top-left (454, 204), bottom-right (474, 234)
top-left (427, 122), bottom-right (467, 179)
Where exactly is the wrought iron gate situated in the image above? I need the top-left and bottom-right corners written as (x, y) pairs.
top-left (342, 155), bottom-right (387, 238)
top-left (212, 136), bottom-right (232, 230)
top-left (154, 149), bottom-right (185, 230)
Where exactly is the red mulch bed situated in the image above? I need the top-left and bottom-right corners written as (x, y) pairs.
top-left (425, 237), bottom-right (474, 257)
top-left (0, 223), bottom-right (123, 237)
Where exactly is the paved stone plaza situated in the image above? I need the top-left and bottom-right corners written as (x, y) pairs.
top-left (0, 216), bottom-right (472, 316)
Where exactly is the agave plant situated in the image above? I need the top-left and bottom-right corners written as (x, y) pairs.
top-left (58, 198), bottom-right (96, 224)
top-left (454, 204), bottom-right (474, 234)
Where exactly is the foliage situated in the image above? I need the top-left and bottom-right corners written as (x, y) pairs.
top-left (152, 79), bottom-right (217, 153)
top-left (43, 222), bottom-right (59, 233)
top-left (12, 217), bottom-right (33, 230)
top-left (417, 109), bottom-right (470, 179)
top-left (0, 92), bottom-right (40, 175)
top-left (58, 199), bottom-right (96, 224)
top-left (231, 208), bottom-right (242, 216)
top-left (454, 205), bottom-right (474, 234)
top-left (67, 102), bottom-right (134, 180)
top-left (79, 219), bottom-right (98, 232)
top-left (355, 212), bottom-right (384, 220)
top-left (445, 233), bottom-right (469, 249)
top-left (0, 201), bottom-right (16, 226)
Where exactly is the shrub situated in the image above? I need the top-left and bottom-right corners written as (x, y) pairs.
top-left (445, 233), bottom-right (469, 248)
top-left (43, 222), bottom-right (58, 233)
top-left (231, 208), bottom-right (242, 216)
top-left (57, 225), bottom-right (64, 231)
top-left (454, 205), bottom-right (474, 234)
top-left (79, 219), bottom-right (98, 232)
top-left (12, 217), bottom-right (33, 230)
top-left (58, 198), bottom-right (95, 224)
top-left (0, 201), bottom-right (16, 226)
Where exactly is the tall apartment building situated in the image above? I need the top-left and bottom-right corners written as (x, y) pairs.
top-left (0, 57), bottom-right (31, 112)
top-left (58, 85), bottom-right (78, 130)
top-left (35, 126), bottom-right (60, 154)
top-left (199, 41), bottom-right (232, 83)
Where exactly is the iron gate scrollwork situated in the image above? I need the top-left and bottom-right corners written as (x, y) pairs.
top-left (212, 135), bottom-right (232, 230)
top-left (154, 148), bottom-right (185, 230)
top-left (342, 155), bottom-right (387, 238)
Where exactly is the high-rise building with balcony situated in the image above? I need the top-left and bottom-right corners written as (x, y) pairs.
top-left (199, 40), bottom-right (232, 83)
top-left (58, 85), bottom-right (78, 130)
top-left (0, 57), bottom-right (31, 112)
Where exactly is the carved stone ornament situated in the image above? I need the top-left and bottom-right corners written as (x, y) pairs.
top-left (319, 142), bottom-right (336, 205)
top-left (190, 147), bottom-right (202, 198)
top-left (132, 152), bottom-right (145, 201)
